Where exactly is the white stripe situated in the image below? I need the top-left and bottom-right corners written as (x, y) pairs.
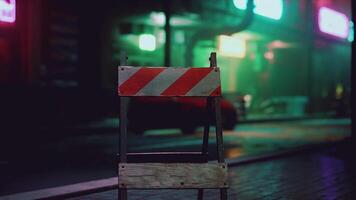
top-left (185, 68), bottom-right (220, 96)
top-left (136, 68), bottom-right (189, 96)
top-left (118, 66), bottom-right (140, 86)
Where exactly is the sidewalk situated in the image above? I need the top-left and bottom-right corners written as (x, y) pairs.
top-left (237, 112), bottom-right (342, 124)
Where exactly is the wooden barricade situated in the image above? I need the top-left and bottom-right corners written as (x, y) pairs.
top-left (118, 52), bottom-right (228, 200)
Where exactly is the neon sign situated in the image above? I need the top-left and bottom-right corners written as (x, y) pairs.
top-left (0, 0), bottom-right (16, 23)
top-left (139, 34), bottom-right (156, 51)
top-left (318, 7), bottom-right (349, 39)
top-left (233, 0), bottom-right (283, 20)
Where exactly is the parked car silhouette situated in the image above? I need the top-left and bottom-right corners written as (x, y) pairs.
top-left (127, 97), bottom-right (237, 134)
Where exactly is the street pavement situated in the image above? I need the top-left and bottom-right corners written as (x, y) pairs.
top-left (0, 118), bottom-right (351, 198)
top-left (67, 140), bottom-right (356, 200)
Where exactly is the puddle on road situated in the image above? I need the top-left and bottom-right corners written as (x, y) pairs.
top-left (144, 129), bottom-right (182, 136)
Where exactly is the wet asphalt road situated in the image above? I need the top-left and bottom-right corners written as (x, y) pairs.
top-left (0, 118), bottom-right (351, 196)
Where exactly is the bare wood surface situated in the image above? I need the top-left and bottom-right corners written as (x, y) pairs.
top-left (118, 163), bottom-right (228, 189)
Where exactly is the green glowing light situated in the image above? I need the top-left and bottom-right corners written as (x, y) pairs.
top-left (218, 35), bottom-right (246, 58)
top-left (233, 0), bottom-right (283, 20)
top-left (149, 11), bottom-right (197, 27)
top-left (139, 34), bottom-right (156, 51)
top-left (348, 21), bottom-right (354, 42)
top-left (150, 12), bottom-right (165, 26)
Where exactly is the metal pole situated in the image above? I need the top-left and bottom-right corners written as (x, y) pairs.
top-left (185, 0), bottom-right (254, 67)
top-left (164, 2), bottom-right (171, 67)
top-left (351, 0), bottom-right (355, 149)
top-left (306, 0), bottom-right (314, 114)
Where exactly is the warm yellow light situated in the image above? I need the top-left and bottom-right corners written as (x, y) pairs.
top-left (218, 35), bottom-right (246, 58)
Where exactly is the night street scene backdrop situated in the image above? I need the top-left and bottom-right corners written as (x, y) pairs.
top-left (0, 0), bottom-right (355, 199)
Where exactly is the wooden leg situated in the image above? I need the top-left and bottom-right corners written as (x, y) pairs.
top-left (198, 189), bottom-right (204, 200)
top-left (119, 97), bottom-right (129, 200)
top-left (119, 190), bottom-right (127, 200)
top-left (220, 189), bottom-right (228, 200)
top-left (204, 52), bottom-right (216, 155)
top-left (201, 97), bottom-right (212, 154)
top-left (214, 97), bottom-right (228, 200)
top-left (200, 100), bottom-right (213, 200)
top-left (119, 97), bottom-right (129, 161)
top-left (213, 97), bottom-right (225, 163)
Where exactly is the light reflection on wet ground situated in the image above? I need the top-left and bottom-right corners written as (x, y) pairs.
top-left (0, 118), bottom-right (351, 196)
top-left (67, 142), bottom-right (356, 200)
top-left (47, 118), bottom-right (351, 161)
top-left (123, 118), bottom-right (350, 160)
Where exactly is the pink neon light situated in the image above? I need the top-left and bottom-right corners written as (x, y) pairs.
top-left (0, 0), bottom-right (16, 23)
top-left (318, 7), bottom-right (349, 39)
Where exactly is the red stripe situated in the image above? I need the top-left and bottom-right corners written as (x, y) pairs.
top-left (119, 68), bottom-right (164, 95)
top-left (210, 86), bottom-right (221, 96)
top-left (161, 68), bottom-right (213, 96)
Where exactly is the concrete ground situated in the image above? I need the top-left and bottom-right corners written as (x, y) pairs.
top-left (66, 141), bottom-right (356, 200)
top-left (0, 118), bottom-right (351, 198)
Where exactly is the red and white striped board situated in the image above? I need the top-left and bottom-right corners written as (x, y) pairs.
top-left (118, 66), bottom-right (221, 97)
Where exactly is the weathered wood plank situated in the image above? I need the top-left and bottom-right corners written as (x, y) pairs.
top-left (117, 152), bottom-right (208, 163)
top-left (118, 163), bottom-right (228, 189)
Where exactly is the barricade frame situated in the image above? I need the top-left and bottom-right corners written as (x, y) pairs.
top-left (118, 52), bottom-right (228, 200)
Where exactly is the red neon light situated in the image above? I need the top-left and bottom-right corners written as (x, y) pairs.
top-left (0, 0), bottom-right (16, 23)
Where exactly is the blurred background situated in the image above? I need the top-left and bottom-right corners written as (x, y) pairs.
top-left (0, 0), bottom-right (352, 119)
top-left (0, 0), bottom-right (352, 195)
